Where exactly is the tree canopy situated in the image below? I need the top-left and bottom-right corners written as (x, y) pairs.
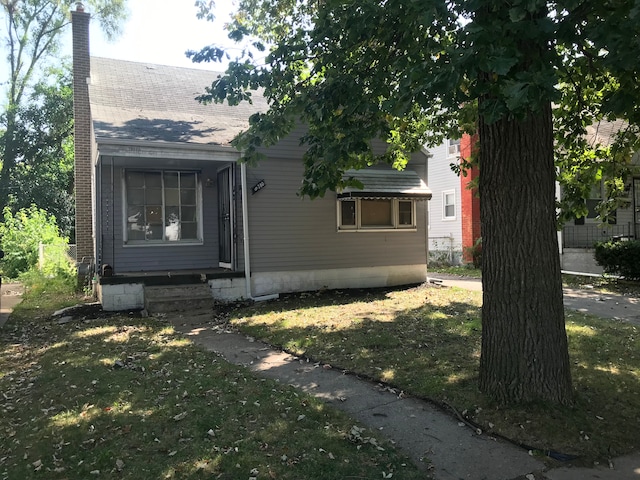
top-left (2, 66), bottom-right (75, 237)
top-left (0, 0), bottom-right (128, 220)
top-left (193, 0), bottom-right (640, 405)
top-left (195, 0), bottom-right (640, 211)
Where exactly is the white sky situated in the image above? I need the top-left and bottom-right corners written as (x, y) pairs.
top-left (0, 1), bottom-right (247, 102)
top-left (86, 0), bottom-right (237, 70)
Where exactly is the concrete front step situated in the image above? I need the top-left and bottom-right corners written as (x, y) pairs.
top-left (144, 284), bottom-right (213, 314)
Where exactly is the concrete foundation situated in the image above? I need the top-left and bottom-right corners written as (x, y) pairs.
top-left (251, 264), bottom-right (427, 297)
top-left (97, 283), bottom-right (145, 311)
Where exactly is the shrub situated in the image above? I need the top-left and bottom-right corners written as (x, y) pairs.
top-left (18, 267), bottom-right (77, 297)
top-left (594, 240), bottom-right (640, 280)
top-left (0, 205), bottom-right (74, 279)
top-left (463, 237), bottom-right (482, 269)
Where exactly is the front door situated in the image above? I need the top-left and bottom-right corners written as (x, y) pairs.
top-left (217, 166), bottom-right (234, 269)
top-left (635, 178), bottom-right (640, 240)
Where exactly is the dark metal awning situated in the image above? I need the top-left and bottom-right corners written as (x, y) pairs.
top-left (337, 169), bottom-right (432, 200)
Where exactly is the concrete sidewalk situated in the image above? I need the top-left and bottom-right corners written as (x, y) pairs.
top-left (170, 311), bottom-right (546, 480)
top-left (429, 274), bottom-right (640, 325)
top-left (167, 271), bottom-right (640, 480)
top-left (0, 281), bottom-right (23, 328)
top-left (3, 276), bottom-right (638, 478)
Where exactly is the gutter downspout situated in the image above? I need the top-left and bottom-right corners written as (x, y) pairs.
top-left (424, 150), bottom-right (431, 271)
top-left (240, 161), bottom-right (279, 302)
top-left (95, 155), bottom-right (102, 275)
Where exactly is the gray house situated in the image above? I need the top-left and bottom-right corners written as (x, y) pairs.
top-left (560, 121), bottom-right (640, 274)
top-left (71, 7), bottom-right (432, 311)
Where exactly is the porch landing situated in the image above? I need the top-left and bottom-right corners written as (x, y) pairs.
top-left (98, 269), bottom-right (244, 286)
top-left (96, 269), bottom-right (246, 312)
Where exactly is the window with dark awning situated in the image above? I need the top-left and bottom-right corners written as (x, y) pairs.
top-left (337, 169), bottom-right (432, 200)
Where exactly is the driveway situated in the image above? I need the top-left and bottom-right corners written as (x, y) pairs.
top-left (428, 274), bottom-right (640, 326)
top-left (0, 281), bottom-right (23, 328)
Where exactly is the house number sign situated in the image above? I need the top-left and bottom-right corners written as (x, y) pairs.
top-left (252, 180), bottom-right (266, 194)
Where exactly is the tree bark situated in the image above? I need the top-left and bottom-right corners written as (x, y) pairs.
top-left (0, 111), bottom-right (18, 212)
top-left (478, 101), bottom-right (574, 404)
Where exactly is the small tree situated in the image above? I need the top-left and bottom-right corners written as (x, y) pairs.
top-left (3, 67), bottom-right (75, 237)
top-left (0, 205), bottom-right (71, 278)
top-left (0, 0), bottom-right (128, 213)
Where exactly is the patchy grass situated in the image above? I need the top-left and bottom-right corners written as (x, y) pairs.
top-left (227, 285), bottom-right (640, 465)
top-left (429, 266), bottom-right (482, 278)
top-left (430, 266), bottom-right (640, 297)
top-left (562, 274), bottom-right (640, 297)
top-left (0, 284), bottom-right (424, 479)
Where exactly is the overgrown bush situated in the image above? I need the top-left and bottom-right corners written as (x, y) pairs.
top-left (594, 240), bottom-right (640, 280)
top-left (0, 205), bottom-right (74, 279)
top-left (18, 268), bottom-right (77, 298)
top-left (463, 237), bottom-right (482, 269)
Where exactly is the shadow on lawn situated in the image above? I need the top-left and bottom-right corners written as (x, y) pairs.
top-left (226, 286), bottom-right (640, 464)
top-left (1, 313), bottom-right (424, 480)
top-left (229, 286), bottom-right (484, 403)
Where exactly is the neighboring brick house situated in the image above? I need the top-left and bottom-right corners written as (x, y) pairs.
top-left (427, 122), bottom-right (640, 273)
top-left (71, 6), bottom-right (433, 311)
top-left (427, 134), bottom-right (480, 266)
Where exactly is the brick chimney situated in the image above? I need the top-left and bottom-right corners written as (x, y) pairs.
top-left (71, 4), bottom-right (94, 278)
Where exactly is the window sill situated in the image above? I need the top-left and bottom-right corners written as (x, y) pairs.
top-left (338, 228), bottom-right (417, 233)
top-left (123, 241), bottom-right (204, 248)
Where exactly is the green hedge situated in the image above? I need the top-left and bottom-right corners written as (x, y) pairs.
top-left (594, 240), bottom-right (640, 280)
top-left (0, 206), bottom-right (73, 279)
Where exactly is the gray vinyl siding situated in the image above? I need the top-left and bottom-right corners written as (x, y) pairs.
top-left (426, 142), bottom-right (463, 257)
top-left (560, 187), bottom-right (636, 248)
top-left (98, 156), bottom-right (227, 273)
top-left (246, 158), bottom-right (428, 273)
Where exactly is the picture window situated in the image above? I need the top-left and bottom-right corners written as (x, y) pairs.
top-left (124, 170), bottom-right (201, 244)
top-left (338, 198), bottom-right (416, 231)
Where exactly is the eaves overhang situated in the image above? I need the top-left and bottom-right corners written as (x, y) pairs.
top-left (338, 168), bottom-right (433, 200)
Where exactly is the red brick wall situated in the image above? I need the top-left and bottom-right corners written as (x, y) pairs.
top-left (72, 8), bottom-right (94, 266)
top-left (460, 133), bottom-right (481, 262)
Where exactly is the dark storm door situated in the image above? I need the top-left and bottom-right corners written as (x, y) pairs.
top-left (217, 166), bottom-right (234, 269)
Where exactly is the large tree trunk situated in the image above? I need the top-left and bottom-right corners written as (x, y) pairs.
top-left (478, 101), bottom-right (573, 404)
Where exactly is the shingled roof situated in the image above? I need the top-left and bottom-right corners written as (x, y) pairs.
top-left (584, 119), bottom-right (631, 148)
top-left (89, 57), bottom-right (269, 145)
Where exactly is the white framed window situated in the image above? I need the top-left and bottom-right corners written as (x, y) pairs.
top-left (574, 181), bottom-right (617, 225)
top-left (338, 198), bottom-right (416, 231)
top-left (124, 170), bottom-right (202, 245)
top-left (447, 138), bottom-right (461, 157)
top-left (442, 190), bottom-right (456, 220)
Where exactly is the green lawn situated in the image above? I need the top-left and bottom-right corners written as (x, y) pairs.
top-left (5, 273), bottom-right (638, 474)
top-left (226, 284), bottom-right (640, 466)
top-left (429, 265), bottom-right (482, 278)
top-left (430, 265), bottom-right (640, 297)
top-left (0, 278), bottom-right (424, 480)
